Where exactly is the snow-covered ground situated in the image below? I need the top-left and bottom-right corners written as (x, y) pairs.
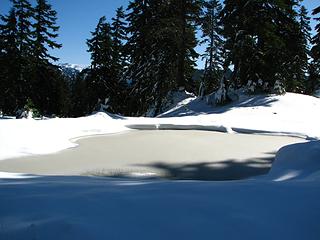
top-left (0, 92), bottom-right (320, 239)
top-left (1, 92), bottom-right (320, 161)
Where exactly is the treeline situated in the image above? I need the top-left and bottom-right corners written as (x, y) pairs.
top-left (1, 0), bottom-right (320, 117)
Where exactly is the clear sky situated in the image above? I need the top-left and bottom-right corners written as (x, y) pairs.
top-left (0, 0), bottom-right (319, 68)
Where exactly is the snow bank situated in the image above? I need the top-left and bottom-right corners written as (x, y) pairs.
top-left (156, 92), bottom-right (320, 140)
top-left (0, 112), bottom-right (128, 160)
top-left (268, 140), bottom-right (320, 181)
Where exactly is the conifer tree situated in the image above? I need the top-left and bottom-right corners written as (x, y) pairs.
top-left (30, 0), bottom-right (65, 115)
top-left (221, 0), bottom-right (310, 96)
top-left (87, 16), bottom-right (119, 113)
top-left (287, 4), bottom-right (311, 93)
top-left (125, 0), bottom-right (202, 115)
top-left (279, 1), bottom-right (308, 92)
top-left (11, 0), bottom-right (34, 108)
top-left (32, 0), bottom-right (62, 64)
top-left (111, 6), bottom-right (127, 77)
top-left (125, 0), bottom-right (156, 115)
top-left (200, 0), bottom-right (223, 95)
top-left (311, 6), bottom-right (320, 62)
top-left (0, 9), bottom-right (19, 113)
top-left (173, 0), bottom-right (202, 90)
top-left (13, 0), bottom-right (33, 58)
top-left (221, 0), bottom-right (262, 89)
top-left (87, 17), bottom-right (113, 70)
top-left (308, 5), bottom-right (320, 93)
top-left (110, 6), bottom-right (128, 113)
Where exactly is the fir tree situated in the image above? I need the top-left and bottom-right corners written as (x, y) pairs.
top-left (0, 9), bottom-right (19, 113)
top-left (221, 0), bottom-right (310, 96)
top-left (30, 0), bottom-right (64, 115)
top-left (311, 6), bottom-right (320, 62)
top-left (124, 0), bottom-right (156, 115)
top-left (200, 0), bottom-right (224, 95)
top-left (125, 0), bottom-right (202, 115)
top-left (111, 6), bottom-right (127, 76)
top-left (87, 16), bottom-right (113, 69)
top-left (173, 0), bottom-right (202, 90)
top-left (87, 16), bottom-right (120, 113)
top-left (32, 0), bottom-right (62, 64)
top-left (13, 0), bottom-right (33, 58)
top-left (280, 1), bottom-right (309, 92)
top-left (308, 5), bottom-right (320, 93)
top-left (11, 0), bottom-right (34, 108)
top-left (110, 6), bottom-right (128, 113)
top-left (288, 4), bottom-right (311, 93)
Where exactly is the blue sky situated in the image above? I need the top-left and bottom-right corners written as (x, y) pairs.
top-left (0, 0), bottom-right (319, 68)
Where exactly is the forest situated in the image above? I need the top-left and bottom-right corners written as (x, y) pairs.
top-left (0, 0), bottom-right (320, 117)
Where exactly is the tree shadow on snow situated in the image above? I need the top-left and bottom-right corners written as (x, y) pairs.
top-left (134, 154), bottom-right (276, 181)
top-left (160, 95), bottom-right (279, 118)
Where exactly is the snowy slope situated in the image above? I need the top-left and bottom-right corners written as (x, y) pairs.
top-left (131, 92), bottom-right (320, 139)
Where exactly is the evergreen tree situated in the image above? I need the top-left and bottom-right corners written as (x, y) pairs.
top-left (86, 16), bottom-right (120, 113)
top-left (200, 0), bottom-right (223, 95)
top-left (298, 5), bottom-right (312, 52)
top-left (173, 0), bottom-right (202, 90)
top-left (308, 5), bottom-right (320, 93)
top-left (221, 0), bottom-right (309, 96)
top-left (110, 6), bottom-right (128, 112)
top-left (280, 1), bottom-right (309, 92)
top-left (30, 0), bottom-right (65, 115)
top-left (32, 0), bottom-right (62, 64)
top-left (311, 6), bottom-right (320, 62)
top-left (288, 4), bottom-right (311, 93)
top-left (11, 0), bottom-right (34, 109)
top-left (222, 0), bottom-right (263, 89)
top-left (111, 6), bottom-right (127, 78)
top-left (125, 0), bottom-right (201, 115)
top-left (69, 69), bottom-right (91, 117)
top-left (125, 0), bottom-right (159, 115)
top-left (87, 17), bottom-right (113, 69)
top-left (13, 0), bottom-right (33, 58)
top-left (0, 9), bottom-right (19, 113)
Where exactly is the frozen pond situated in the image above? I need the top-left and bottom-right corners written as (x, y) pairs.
top-left (0, 130), bottom-right (305, 180)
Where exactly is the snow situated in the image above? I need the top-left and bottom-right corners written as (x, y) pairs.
top-left (1, 92), bottom-right (320, 160)
top-left (0, 92), bottom-right (320, 239)
top-left (0, 112), bottom-right (128, 160)
top-left (59, 63), bottom-right (87, 72)
top-left (268, 140), bottom-right (320, 181)
top-left (157, 92), bottom-right (320, 140)
top-left (0, 141), bottom-right (320, 240)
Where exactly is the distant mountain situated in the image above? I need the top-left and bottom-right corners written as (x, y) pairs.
top-left (59, 63), bottom-right (88, 78)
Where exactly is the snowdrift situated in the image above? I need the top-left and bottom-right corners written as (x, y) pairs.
top-left (268, 140), bottom-right (320, 181)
